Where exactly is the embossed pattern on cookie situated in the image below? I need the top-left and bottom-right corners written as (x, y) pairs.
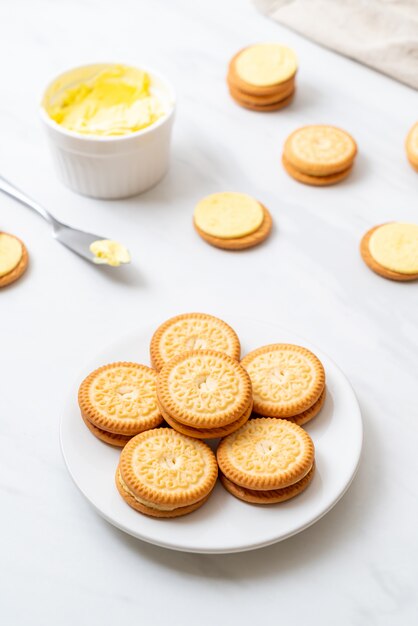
top-left (157, 350), bottom-right (253, 428)
top-left (284, 125), bottom-right (357, 176)
top-left (118, 428), bottom-right (218, 512)
top-left (241, 344), bottom-right (325, 417)
top-left (217, 418), bottom-right (315, 490)
top-left (150, 313), bottom-right (240, 371)
top-left (78, 362), bottom-right (163, 435)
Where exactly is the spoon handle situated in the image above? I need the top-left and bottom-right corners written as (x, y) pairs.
top-left (0, 174), bottom-right (59, 227)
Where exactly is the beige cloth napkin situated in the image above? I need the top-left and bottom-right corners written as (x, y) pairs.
top-left (254, 0), bottom-right (418, 89)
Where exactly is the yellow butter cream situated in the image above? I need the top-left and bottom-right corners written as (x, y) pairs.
top-left (369, 222), bottom-right (418, 274)
top-left (0, 233), bottom-right (22, 277)
top-left (47, 65), bottom-right (165, 136)
top-left (235, 44), bottom-right (297, 87)
top-left (90, 240), bottom-right (130, 267)
top-left (194, 192), bottom-right (264, 239)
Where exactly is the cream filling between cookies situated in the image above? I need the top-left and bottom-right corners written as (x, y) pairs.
top-left (118, 471), bottom-right (204, 511)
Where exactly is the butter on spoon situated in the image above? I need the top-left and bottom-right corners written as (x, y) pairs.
top-left (89, 239), bottom-right (131, 267)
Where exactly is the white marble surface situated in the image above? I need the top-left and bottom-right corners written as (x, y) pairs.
top-left (1, 0), bottom-right (418, 624)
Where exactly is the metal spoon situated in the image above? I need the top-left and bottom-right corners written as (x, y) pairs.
top-left (0, 174), bottom-right (130, 266)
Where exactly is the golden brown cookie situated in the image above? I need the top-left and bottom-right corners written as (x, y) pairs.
top-left (241, 344), bottom-right (325, 418)
top-left (157, 349), bottom-right (252, 429)
top-left (81, 412), bottom-right (132, 447)
top-left (360, 224), bottom-right (418, 281)
top-left (406, 122), bottom-right (418, 171)
top-left (283, 125), bottom-right (357, 176)
top-left (282, 155), bottom-right (353, 186)
top-left (229, 91), bottom-right (294, 112)
top-left (116, 469), bottom-right (211, 517)
top-left (217, 418), bottom-right (315, 490)
top-left (0, 232), bottom-right (29, 288)
top-left (117, 428), bottom-right (218, 516)
top-left (194, 203), bottom-right (273, 250)
top-left (220, 463), bottom-right (315, 504)
top-left (228, 45), bottom-right (298, 95)
top-left (150, 312), bottom-right (241, 372)
top-left (78, 362), bottom-right (163, 436)
top-left (161, 402), bottom-right (252, 440)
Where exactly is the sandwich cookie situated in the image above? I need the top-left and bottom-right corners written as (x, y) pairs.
top-left (78, 362), bottom-right (163, 443)
top-left (0, 232), bottom-right (29, 288)
top-left (406, 122), bottom-right (418, 171)
top-left (193, 192), bottom-right (272, 250)
top-left (283, 125), bottom-right (357, 185)
top-left (360, 222), bottom-right (418, 281)
top-left (157, 349), bottom-right (253, 436)
top-left (217, 418), bottom-right (315, 503)
top-left (116, 428), bottom-right (218, 517)
top-left (227, 44), bottom-right (297, 110)
top-left (241, 344), bottom-right (325, 418)
top-left (150, 312), bottom-right (240, 371)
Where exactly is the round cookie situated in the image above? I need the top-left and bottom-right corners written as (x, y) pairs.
top-left (157, 349), bottom-right (253, 429)
top-left (194, 192), bottom-right (264, 239)
top-left (217, 418), bottom-right (315, 490)
top-left (406, 122), bottom-right (418, 171)
top-left (194, 203), bottom-right (273, 250)
top-left (150, 312), bottom-right (241, 372)
top-left (230, 44), bottom-right (298, 91)
top-left (78, 362), bottom-right (163, 436)
top-left (220, 463), bottom-right (315, 504)
top-left (282, 155), bottom-right (353, 186)
top-left (161, 402), bottom-right (252, 440)
top-left (283, 125), bottom-right (357, 176)
top-left (81, 412), bottom-right (132, 447)
top-left (360, 223), bottom-right (418, 281)
top-left (229, 91), bottom-right (294, 112)
top-left (118, 428), bottom-right (218, 515)
top-left (241, 344), bottom-right (325, 418)
top-left (0, 232), bottom-right (29, 288)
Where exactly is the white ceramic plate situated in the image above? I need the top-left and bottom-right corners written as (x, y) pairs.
top-left (61, 317), bottom-right (363, 554)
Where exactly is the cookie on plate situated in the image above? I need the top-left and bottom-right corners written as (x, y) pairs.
top-left (157, 349), bottom-right (253, 435)
top-left (360, 222), bottom-right (418, 281)
top-left (283, 125), bottom-right (357, 185)
top-left (78, 362), bottom-right (163, 443)
top-left (0, 232), bottom-right (29, 288)
top-left (193, 192), bottom-right (273, 250)
top-left (241, 344), bottom-right (325, 418)
top-left (217, 418), bottom-right (315, 503)
top-left (116, 428), bottom-right (218, 517)
top-left (227, 44), bottom-right (297, 110)
top-left (150, 312), bottom-right (240, 371)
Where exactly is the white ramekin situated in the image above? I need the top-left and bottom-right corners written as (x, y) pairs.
top-left (40, 63), bottom-right (176, 199)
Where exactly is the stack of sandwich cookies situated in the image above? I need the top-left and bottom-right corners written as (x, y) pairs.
top-left (193, 192), bottom-right (272, 250)
top-left (227, 44), bottom-right (297, 111)
top-left (116, 428), bottom-right (218, 517)
top-left (241, 344), bottom-right (326, 425)
top-left (360, 222), bottom-right (418, 281)
top-left (406, 122), bottom-right (418, 171)
top-left (217, 418), bottom-right (315, 504)
top-left (283, 125), bottom-right (357, 186)
top-left (150, 312), bottom-right (240, 371)
top-left (157, 349), bottom-right (253, 439)
top-left (78, 362), bottom-right (163, 446)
